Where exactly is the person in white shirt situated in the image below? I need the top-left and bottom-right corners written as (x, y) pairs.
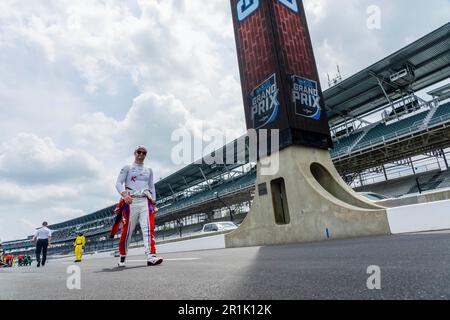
top-left (115, 145), bottom-right (163, 268)
top-left (32, 222), bottom-right (52, 267)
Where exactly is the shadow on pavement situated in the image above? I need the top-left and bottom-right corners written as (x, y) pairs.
top-left (95, 265), bottom-right (151, 273)
top-left (222, 234), bottom-right (450, 299)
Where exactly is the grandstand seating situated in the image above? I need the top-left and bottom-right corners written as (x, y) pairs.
top-left (430, 102), bottom-right (450, 123)
top-left (436, 169), bottom-right (450, 189)
top-left (355, 175), bottom-right (419, 198)
top-left (332, 131), bottom-right (364, 155)
top-left (355, 169), bottom-right (450, 198)
top-left (158, 170), bottom-right (256, 218)
top-left (407, 170), bottom-right (445, 194)
top-left (359, 111), bottom-right (429, 146)
top-left (50, 214), bottom-right (114, 244)
top-left (331, 107), bottom-right (446, 157)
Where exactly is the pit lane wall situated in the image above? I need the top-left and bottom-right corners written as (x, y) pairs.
top-left (387, 199), bottom-right (450, 234)
top-left (377, 189), bottom-right (450, 208)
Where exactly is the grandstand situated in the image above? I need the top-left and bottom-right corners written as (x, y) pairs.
top-left (355, 168), bottom-right (450, 198)
top-left (2, 23), bottom-right (450, 256)
top-left (332, 102), bottom-right (450, 174)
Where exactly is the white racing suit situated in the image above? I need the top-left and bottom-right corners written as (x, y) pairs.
top-left (118, 189), bottom-right (156, 257)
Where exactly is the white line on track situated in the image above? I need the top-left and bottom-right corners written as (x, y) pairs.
top-left (127, 258), bottom-right (200, 262)
top-left (59, 258), bottom-right (200, 265)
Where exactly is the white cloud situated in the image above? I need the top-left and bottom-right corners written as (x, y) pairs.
top-left (49, 207), bottom-right (86, 220)
top-left (0, 133), bottom-right (103, 184)
top-left (0, 133), bottom-right (117, 239)
top-left (71, 88), bottom-right (245, 176)
top-left (72, 92), bottom-right (189, 166)
top-left (0, 181), bottom-right (79, 204)
top-left (307, 0), bottom-right (450, 86)
top-left (20, 218), bottom-right (37, 231)
top-left (0, 133), bottom-right (117, 241)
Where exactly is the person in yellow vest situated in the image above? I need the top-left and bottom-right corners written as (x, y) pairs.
top-left (74, 233), bottom-right (86, 263)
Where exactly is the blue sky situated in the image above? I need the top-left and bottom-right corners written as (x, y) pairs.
top-left (1, 0), bottom-right (449, 241)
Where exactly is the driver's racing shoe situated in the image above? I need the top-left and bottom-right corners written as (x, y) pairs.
top-left (147, 255), bottom-right (163, 266)
top-left (118, 256), bottom-right (126, 268)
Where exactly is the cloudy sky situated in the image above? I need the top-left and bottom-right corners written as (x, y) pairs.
top-left (0, 0), bottom-right (449, 241)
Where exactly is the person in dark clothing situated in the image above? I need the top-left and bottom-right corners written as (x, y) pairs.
top-left (24, 255), bottom-right (32, 266)
top-left (17, 255), bottom-right (24, 267)
top-left (32, 222), bottom-right (52, 267)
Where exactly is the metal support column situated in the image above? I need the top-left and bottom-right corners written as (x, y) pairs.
top-left (374, 76), bottom-right (396, 118)
top-left (198, 166), bottom-right (212, 191)
top-left (168, 184), bottom-right (177, 201)
top-left (442, 149), bottom-right (449, 170)
top-left (382, 165), bottom-right (388, 181)
top-left (358, 172), bottom-right (364, 187)
top-left (410, 158), bottom-right (416, 175)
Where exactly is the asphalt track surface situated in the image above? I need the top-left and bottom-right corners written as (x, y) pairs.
top-left (1, 232), bottom-right (450, 300)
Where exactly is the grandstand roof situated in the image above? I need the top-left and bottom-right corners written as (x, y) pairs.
top-left (428, 83), bottom-right (450, 100)
top-left (155, 137), bottom-right (249, 199)
top-left (325, 23), bottom-right (450, 126)
top-left (50, 205), bottom-right (115, 230)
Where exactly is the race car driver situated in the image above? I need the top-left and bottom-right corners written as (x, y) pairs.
top-left (115, 145), bottom-right (163, 268)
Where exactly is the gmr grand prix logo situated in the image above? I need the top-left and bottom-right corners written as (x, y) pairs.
top-left (237, 0), bottom-right (299, 22)
top-left (291, 75), bottom-right (322, 121)
top-left (249, 74), bottom-right (280, 129)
